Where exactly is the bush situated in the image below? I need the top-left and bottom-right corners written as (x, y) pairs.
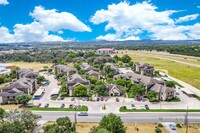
top-left (158, 123), bottom-right (163, 127)
top-left (60, 92), bottom-right (68, 97)
top-left (121, 106), bottom-right (127, 110)
top-left (149, 98), bottom-right (159, 102)
top-left (176, 123), bottom-right (182, 128)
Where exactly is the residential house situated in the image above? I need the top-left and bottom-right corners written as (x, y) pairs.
top-left (96, 48), bottom-right (115, 54)
top-left (54, 65), bottom-right (78, 76)
top-left (0, 78), bottom-right (35, 104)
top-left (88, 70), bottom-right (101, 79)
top-left (81, 64), bottom-right (99, 72)
top-left (66, 74), bottom-right (90, 96)
top-left (107, 84), bottom-right (124, 96)
top-left (104, 63), bottom-right (119, 71)
top-left (134, 62), bottom-right (155, 75)
top-left (114, 72), bottom-right (174, 100)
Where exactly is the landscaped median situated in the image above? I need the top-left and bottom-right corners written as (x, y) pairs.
top-left (120, 106), bottom-right (200, 112)
top-left (26, 105), bottom-right (88, 111)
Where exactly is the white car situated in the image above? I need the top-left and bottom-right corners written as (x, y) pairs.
top-left (140, 105), bottom-right (145, 110)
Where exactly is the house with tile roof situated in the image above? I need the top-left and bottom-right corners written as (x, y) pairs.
top-left (54, 65), bottom-right (78, 76)
top-left (134, 62), bottom-right (155, 75)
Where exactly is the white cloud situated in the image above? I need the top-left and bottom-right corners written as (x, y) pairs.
top-left (91, 1), bottom-right (200, 40)
top-left (175, 14), bottom-right (199, 23)
top-left (0, 6), bottom-right (91, 43)
top-left (30, 6), bottom-right (91, 32)
top-left (0, 0), bottom-right (9, 5)
top-left (197, 6), bottom-right (200, 9)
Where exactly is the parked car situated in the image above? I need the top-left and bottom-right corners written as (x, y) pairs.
top-left (71, 97), bottom-right (75, 101)
top-left (78, 112), bottom-right (88, 116)
top-left (57, 82), bottom-right (61, 86)
top-left (105, 97), bottom-right (108, 101)
top-left (116, 97), bottom-right (119, 102)
top-left (37, 103), bottom-right (41, 107)
top-left (131, 104), bottom-right (136, 110)
top-left (69, 104), bottom-right (73, 108)
top-left (141, 105), bottom-right (145, 110)
top-left (60, 103), bottom-right (65, 108)
top-left (82, 98), bottom-right (86, 101)
top-left (100, 96), bottom-right (104, 101)
top-left (44, 103), bottom-right (49, 108)
top-left (96, 97), bottom-right (100, 102)
top-left (145, 105), bottom-right (149, 110)
top-left (169, 124), bottom-right (176, 130)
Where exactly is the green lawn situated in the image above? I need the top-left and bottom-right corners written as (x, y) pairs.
top-left (119, 107), bottom-right (200, 112)
top-left (26, 105), bottom-right (88, 111)
top-left (118, 53), bottom-right (200, 90)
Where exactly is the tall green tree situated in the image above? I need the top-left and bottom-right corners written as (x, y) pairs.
top-left (99, 113), bottom-right (126, 133)
top-left (94, 84), bottom-right (108, 96)
top-left (120, 55), bottom-right (131, 63)
top-left (128, 84), bottom-right (145, 98)
top-left (165, 81), bottom-right (176, 88)
top-left (16, 94), bottom-right (32, 105)
top-left (0, 108), bottom-right (6, 120)
top-left (89, 126), bottom-right (109, 133)
top-left (74, 85), bottom-right (87, 96)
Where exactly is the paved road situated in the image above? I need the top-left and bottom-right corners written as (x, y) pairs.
top-left (33, 111), bottom-right (200, 123)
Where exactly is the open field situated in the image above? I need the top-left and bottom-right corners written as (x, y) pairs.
top-left (0, 104), bottom-right (21, 110)
top-left (177, 124), bottom-right (200, 133)
top-left (117, 51), bottom-right (200, 90)
top-left (43, 122), bottom-right (168, 133)
top-left (11, 62), bottom-right (52, 71)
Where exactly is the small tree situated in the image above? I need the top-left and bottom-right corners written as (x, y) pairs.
top-left (115, 79), bottom-right (126, 86)
top-left (89, 126), bottom-right (109, 133)
top-left (0, 108), bottom-right (6, 120)
top-left (37, 76), bottom-right (45, 84)
top-left (120, 55), bottom-right (131, 63)
top-left (165, 81), bottom-right (176, 88)
top-left (99, 113), bottom-right (126, 133)
top-left (74, 85), bottom-right (87, 96)
top-left (147, 91), bottom-right (157, 99)
top-left (94, 84), bottom-right (108, 96)
top-left (155, 127), bottom-right (162, 133)
top-left (16, 94), bottom-right (32, 105)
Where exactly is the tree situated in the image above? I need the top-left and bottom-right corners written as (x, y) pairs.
top-left (120, 55), bottom-right (131, 63)
top-left (128, 84), bottom-right (145, 98)
top-left (44, 117), bottom-right (75, 133)
top-left (6, 109), bottom-right (41, 132)
top-left (99, 113), bottom-right (126, 133)
top-left (37, 76), bottom-right (45, 84)
top-left (89, 126), bottom-right (109, 133)
top-left (16, 94), bottom-right (32, 105)
top-left (165, 81), bottom-right (176, 88)
top-left (155, 127), bottom-right (162, 133)
top-left (0, 121), bottom-right (26, 133)
top-left (74, 85), bottom-right (87, 96)
top-left (94, 84), bottom-right (108, 96)
top-left (115, 79), bottom-right (126, 86)
top-left (147, 91), bottom-right (157, 99)
top-left (0, 108), bottom-right (6, 120)
top-left (104, 65), bottom-right (111, 79)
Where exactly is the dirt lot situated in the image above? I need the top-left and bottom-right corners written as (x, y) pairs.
top-left (0, 104), bottom-right (21, 110)
top-left (177, 123), bottom-right (200, 133)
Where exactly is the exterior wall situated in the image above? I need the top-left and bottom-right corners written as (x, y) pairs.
top-left (0, 96), bottom-right (3, 104)
top-left (135, 65), bottom-right (140, 72)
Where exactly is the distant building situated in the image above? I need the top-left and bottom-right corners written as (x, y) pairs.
top-left (96, 48), bottom-right (115, 54)
top-left (0, 63), bottom-right (15, 76)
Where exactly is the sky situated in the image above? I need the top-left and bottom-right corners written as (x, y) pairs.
top-left (0, 0), bottom-right (200, 43)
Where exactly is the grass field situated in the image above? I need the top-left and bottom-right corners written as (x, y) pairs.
top-left (43, 122), bottom-right (168, 133)
top-left (11, 62), bottom-right (52, 71)
top-left (177, 124), bottom-right (200, 133)
top-left (117, 52), bottom-right (200, 90)
top-left (119, 107), bottom-right (200, 112)
top-left (26, 105), bottom-right (88, 111)
top-left (0, 104), bottom-right (21, 110)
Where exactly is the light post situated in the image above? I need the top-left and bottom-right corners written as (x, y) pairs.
top-left (185, 106), bottom-right (189, 133)
top-left (74, 98), bottom-right (77, 124)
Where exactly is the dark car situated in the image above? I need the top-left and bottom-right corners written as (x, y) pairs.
top-left (169, 124), bottom-right (176, 130)
top-left (144, 104), bottom-right (149, 110)
top-left (37, 103), bottom-right (41, 107)
top-left (69, 104), bottom-right (73, 108)
top-left (44, 103), bottom-right (49, 108)
top-left (96, 97), bottom-right (100, 102)
top-left (116, 97), bottom-right (119, 102)
top-left (71, 97), bottom-right (75, 101)
top-left (60, 103), bottom-right (65, 108)
top-left (78, 112), bottom-right (88, 116)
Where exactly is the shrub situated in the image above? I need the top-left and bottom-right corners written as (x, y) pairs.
top-left (158, 123), bottom-right (163, 127)
top-left (60, 92), bottom-right (68, 97)
top-left (176, 123), bottom-right (182, 128)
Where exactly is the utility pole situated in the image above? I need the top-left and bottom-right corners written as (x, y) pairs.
top-left (74, 98), bottom-right (77, 124)
top-left (185, 106), bottom-right (189, 133)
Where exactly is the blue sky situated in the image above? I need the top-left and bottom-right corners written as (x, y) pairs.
top-left (0, 0), bottom-right (200, 43)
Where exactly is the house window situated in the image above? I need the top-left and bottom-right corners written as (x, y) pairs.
top-left (7, 96), bottom-right (9, 99)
